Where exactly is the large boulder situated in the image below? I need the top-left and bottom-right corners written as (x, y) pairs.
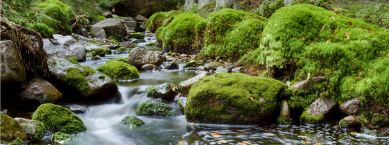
top-left (0, 113), bottom-right (26, 142)
top-left (136, 99), bottom-right (177, 116)
top-left (145, 83), bottom-right (178, 102)
top-left (0, 40), bottom-right (25, 85)
top-left (178, 71), bottom-right (210, 97)
top-left (43, 35), bottom-right (78, 63)
top-left (92, 18), bottom-right (127, 39)
top-left (48, 57), bottom-right (118, 102)
top-left (339, 97), bottom-right (362, 116)
top-left (19, 78), bottom-right (63, 106)
top-left (90, 27), bottom-right (107, 39)
top-left (300, 96), bottom-right (337, 124)
top-left (96, 57), bottom-right (140, 80)
top-left (32, 103), bottom-right (86, 133)
top-left (185, 73), bottom-right (286, 124)
top-left (128, 47), bottom-right (164, 68)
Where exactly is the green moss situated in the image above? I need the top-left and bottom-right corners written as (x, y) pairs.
top-left (65, 55), bottom-right (79, 64)
top-left (117, 47), bottom-right (130, 54)
top-left (339, 119), bottom-right (347, 128)
top-left (277, 116), bottom-right (292, 125)
top-left (89, 40), bottom-right (106, 45)
top-left (36, 0), bottom-right (72, 34)
top-left (286, 81), bottom-right (328, 109)
top-left (79, 65), bottom-right (96, 75)
top-left (21, 121), bottom-right (45, 140)
top-left (114, 17), bottom-right (122, 19)
top-left (91, 56), bottom-right (101, 60)
top-left (129, 33), bottom-right (145, 39)
top-left (96, 60), bottom-right (139, 80)
top-left (28, 23), bottom-right (54, 38)
top-left (63, 67), bottom-right (90, 96)
top-left (32, 103), bottom-right (87, 133)
top-left (121, 116), bottom-right (144, 130)
top-left (89, 31), bottom-right (95, 37)
top-left (136, 99), bottom-right (176, 116)
top-left (372, 115), bottom-right (388, 126)
top-left (167, 51), bottom-right (172, 56)
top-left (108, 36), bottom-right (121, 45)
top-left (145, 42), bottom-right (157, 46)
top-left (0, 113), bottom-right (26, 141)
top-left (91, 48), bottom-right (107, 57)
top-left (4, 137), bottom-right (24, 145)
top-left (198, 9), bottom-right (267, 62)
top-left (185, 73), bottom-right (286, 123)
top-left (254, 0), bottom-right (284, 17)
top-left (107, 57), bottom-right (129, 64)
top-left (146, 11), bottom-right (181, 33)
top-left (51, 132), bottom-right (76, 143)
top-left (160, 13), bottom-right (204, 53)
top-left (299, 107), bottom-right (324, 124)
top-left (184, 60), bottom-right (204, 68)
top-left (156, 26), bottom-right (165, 42)
top-left (94, 15), bottom-right (107, 20)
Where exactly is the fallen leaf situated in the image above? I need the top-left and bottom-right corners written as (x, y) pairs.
top-left (178, 140), bottom-right (186, 145)
top-left (212, 132), bottom-right (222, 138)
top-left (346, 32), bottom-right (349, 39)
top-left (251, 68), bottom-right (255, 71)
top-left (258, 33), bottom-right (262, 36)
top-left (185, 84), bottom-right (190, 87)
top-left (172, 40), bottom-right (176, 42)
top-left (321, 25), bottom-right (325, 31)
top-left (264, 133), bottom-right (275, 137)
top-left (171, 85), bottom-right (175, 91)
top-left (52, 93), bottom-right (57, 96)
top-left (250, 97), bottom-right (254, 102)
top-left (302, 37), bottom-right (305, 40)
top-left (369, 124), bottom-right (374, 127)
top-left (348, 21), bottom-right (353, 25)
top-left (315, 143), bottom-right (323, 145)
top-left (304, 141), bottom-right (310, 144)
top-left (298, 135), bottom-right (307, 138)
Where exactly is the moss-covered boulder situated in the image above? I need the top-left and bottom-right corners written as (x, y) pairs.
top-left (339, 116), bottom-right (361, 128)
top-left (0, 113), bottom-right (26, 142)
top-left (185, 73), bottom-right (286, 124)
top-left (145, 83), bottom-right (178, 101)
top-left (121, 116), bottom-right (144, 130)
top-left (146, 11), bottom-right (181, 32)
top-left (184, 60), bottom-right (204, 68)
top-left (136, 99), bottom-right (177, 116)
top-left (159, 13), bottom-right (204, 54)
top-left (19, 120), bottom-right (46, 141)
top-left (300, 96), bottom-right (336, 124)
top-left (96, 57), bottom-right (140, 80)
top-left (32, 103), bottom-right (86, 133)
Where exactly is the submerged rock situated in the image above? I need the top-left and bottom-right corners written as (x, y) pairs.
top-left (339, 116), bottom-right (361, 128)
top-left (0, 40), bottom-right (25, 86)
top-left (145, 83), bottom-right (178, 102)
top-left (128, 47), bottom-right (164, 68)
top-left (185, 73), bottom-right (286, 124)
top-left (20, 78), bottom-right (63, 106)
top-left (0, 113), bottom-right (26, 142)
top-left (121, 116), bottom-right (144, 130)
top-left (300, 96), bottom-right (337, 124)
top-left (136, 99), bottom-right (176, 116)
top-left (178, 71), bottom-right (210, 97)
top-left (32, 103), bottom-right (86, 133)
top-left (339, 97), bottom-right (362, 116)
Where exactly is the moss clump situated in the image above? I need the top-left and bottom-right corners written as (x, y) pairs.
top-left (0, 113), bottom-right (26, 141)
top-left (79, 65), bottom-right (96, 75)
top-left (36, 0), bottom-right (72, 35)
top-left (372, 115), bottom-right (388, 126)
top-left (299, 107), bottom-right (324, 124)
top-left (121, 116), bottom-right (144, 130)
top-left (51, 132), bottom-right (76, 143)
top-left (108, 36), bottom-right (120, 45)
top-left (184, 60), bottom-right (204, 68)
top-left (91, 48), bottom-right (107, 57)
top-left (156, 26), bottom-right (165, 42)
top-left (199, 9), bottom-right (267, 62)
top-left (107, 57), bottom-right (129, 64)
top-left (146, 11), bottom-right (181, 32)
top-left (94, 15), bottom-right (107, 20)
top-left (129, 33), bottom-right (145, 39)
top-left (339, 119), bottom-right (347, 128)
top-left (91, 56), bottom-right (101, 60)
top-left (32, 103), bottom-right (87, 133)
top-left (277, 116), bottom-right (292, 125)
top-left (136, 99), bottom-right (176, 116)
top-left (89, 31), bottom-right (95, 37)
top-left (3, 137), bottom-right (24, 145)
top-left (145, 42), bottom-right (157, 46)
top-left (185, 73), bottom-right (286, 124)
top-left (117, 47), bottom-right (130, 54)
top-left (28, 23), bottom-right (54, 38)
top-left (66, 55), bottom-right (79, 64)
top-left (21, 121), bottom-right (45, 140)
top-left (96, 60), bottom-right (139, 80)
top-left (62, 67), bottom-right (90, 96)
top-left (286, 81), bottom-right (328, 109)
top-left (159, 13), bottom-right (204, 53)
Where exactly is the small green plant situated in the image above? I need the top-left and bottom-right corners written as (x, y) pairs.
top-left (167, 51), bottom-right (172, 56)
top-left (89, 31), bottom-right (95, 37)
top-left (129, 33), bottom-right (145, 39)
top-left (94, 15), bottom-right (107, 20)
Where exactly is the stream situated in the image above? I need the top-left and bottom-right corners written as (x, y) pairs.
top-left (34, 33), bottom-right (389, 145)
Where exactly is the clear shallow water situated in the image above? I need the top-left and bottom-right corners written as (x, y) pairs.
top-left (35, 35), bottom-right (389, 145)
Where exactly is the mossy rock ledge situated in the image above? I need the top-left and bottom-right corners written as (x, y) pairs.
top-left (32, 103), bottom-right (87, 133)
top-left (185, 73), bottom-right (286, 125)
top-left (0, 113), bottom-right (26, 142)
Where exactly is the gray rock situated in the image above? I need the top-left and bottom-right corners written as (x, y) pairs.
top-left (232, 67), bottom-right (243, 73)
top-left (307, 96), bottom-right (337, 117)
top-left (135, 15), bottom-right (147, 22)
top-left (20, 78), bottom-right (63, 105)
top-left (204, 62), bottom-right (221, 70)
top-left (163, 61), bottom-right (179, 70)
top-left (121, 17), bottom-right (133, 21)
top-left (128, 47), bottom-right (164, 68)
top-left (104, 12), bottom-right (113, 18)
top-left (90, 27), bottom-right (107, 39)
top-left (43, 35), bottom-right (76, 59)
top-left (198, 0), bottom-right (212, 9)
top-left (289, 76), bottom-right (326, 90)
top-left (66, 106), bottom-right (87, 114)
top-left (197, 66), bottom-right (205, 71)
top-left (339, 97), bottom-right (362, 116)
top-left (339, 116), bottom-right (361, 128)
top-left (16, 118), bottom-right (45, 141)
top-left (69, 45), bottom-right (86, 62)
top-left (215, 66), bottom-right (228, 73)
top-left (132, 39), bottom-right (146, 43)
top-left (145, 83), bottom-right (178, 101)
top-left (178, 71), bottom-right (210, 97)
top-left (141, 64), bottom-right (158, 71)
top-left (0, 40), bottom-right (25, 85)
top-left (122, 21), bottom-right (137, 33)
top-left (92, 18), bottom-right (127, 38)
top-left (121, 116), bottom-right (144, 130)
top-left (120, 41), bottom-right (135, 48)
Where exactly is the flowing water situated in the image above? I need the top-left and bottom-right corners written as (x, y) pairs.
top-left (34, 33), bottom-right (389, 145)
